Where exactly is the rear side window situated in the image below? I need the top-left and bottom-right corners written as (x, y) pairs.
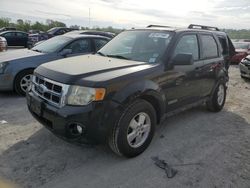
top-left (218, 36), bottom-right (228, 56)
top-left (3, 32), bottom-right (15, 37)
top-left (201, 35), bottom-right (218, 59)
top-left (173, 35), bottom-right (199, 61)
top-left (94, 39), bottom-right (108, 51)
top-left (16, 32), bottom-right (27, 37)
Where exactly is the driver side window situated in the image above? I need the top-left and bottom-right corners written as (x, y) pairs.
top-left (173, 35), bottom-right (199, 61)
top-left (64, 39), bottom-right (91, 54)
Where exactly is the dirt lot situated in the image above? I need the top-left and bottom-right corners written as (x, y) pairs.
top-left (0, 66), bottom-right (250, 188)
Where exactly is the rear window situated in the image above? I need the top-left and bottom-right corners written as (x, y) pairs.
top-left (201, 35), bottom-right (218, 59)
top-left (218, 36), bottom-right (229, 56)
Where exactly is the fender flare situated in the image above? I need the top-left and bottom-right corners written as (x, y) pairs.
top-left (112, 80), bottom-right (166, 123)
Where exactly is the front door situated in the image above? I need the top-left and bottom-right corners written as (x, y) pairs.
top-left (162, 34), bottom-right (204, 111)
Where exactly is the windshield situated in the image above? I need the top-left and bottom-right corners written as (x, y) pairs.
top-left (233, 42), bottom-right (250, 50)
top-left (98, 30), bottom-right (173, 63)
top-left (32, 36), bottom-right (72, 53)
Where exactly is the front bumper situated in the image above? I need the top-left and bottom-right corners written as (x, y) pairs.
top-left (239, 63), bottom-right (250, 78)
top-left (27, 91), bottom-right (122, 143)
top-left (0, 73), bottom-right (14, 91)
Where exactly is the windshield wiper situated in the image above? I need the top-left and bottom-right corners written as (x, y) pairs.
top-left (106, 54), bottom-right (130, 60)
top-left (96, 51), bottom-right (107, 56)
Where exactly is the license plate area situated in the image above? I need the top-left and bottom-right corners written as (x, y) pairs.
top-left (30, 96), bottom-right (43, 116)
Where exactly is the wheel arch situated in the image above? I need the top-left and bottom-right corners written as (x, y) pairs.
top-left (112, 80), bottom-right (166, 124)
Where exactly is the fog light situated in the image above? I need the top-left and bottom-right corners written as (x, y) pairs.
top-left (76, 125), bottom-right (83, 134)
top-left (68, 123), bottom-right (85, 136)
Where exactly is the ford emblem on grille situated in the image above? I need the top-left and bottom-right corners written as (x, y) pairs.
top-left (37, 84), bottom-right (48, 94)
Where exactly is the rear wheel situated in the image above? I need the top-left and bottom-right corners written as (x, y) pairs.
top-left (206, 80), bottom-right (226, 112)
top-left (109, 99), bottom-right (156, 158)
top-left (14, 69), bottom-right (33, 96)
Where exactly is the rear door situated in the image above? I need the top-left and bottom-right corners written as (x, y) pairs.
top-left (16, 32), bottom-right (28, 46)
top-left (199, 34), bottom-right (224, 96)
top-left (163, 33), bottom-right (204, 111)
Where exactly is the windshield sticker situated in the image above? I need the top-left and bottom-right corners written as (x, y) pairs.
top-left (149, 33), bottom-right (170, 39)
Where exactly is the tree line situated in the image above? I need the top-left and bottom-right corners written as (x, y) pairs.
top-left (1, 17), bottom-right (250, 39)
top-left (0, 17), bottom-right (123, 34)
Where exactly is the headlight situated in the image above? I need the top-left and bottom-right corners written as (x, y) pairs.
top-left (66, 86), bottom-right (106, 106)
top-left (0, 62), bottom-right (8, 74)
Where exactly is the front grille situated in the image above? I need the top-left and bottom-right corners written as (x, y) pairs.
top-left (32, 75), bottom-right (69, 107)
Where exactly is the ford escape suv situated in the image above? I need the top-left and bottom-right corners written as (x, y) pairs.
top-left (27, 24), bottom-right (235, 158)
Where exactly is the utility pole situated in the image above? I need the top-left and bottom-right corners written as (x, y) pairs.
top-left (89, 8), bottom-right (91, 29)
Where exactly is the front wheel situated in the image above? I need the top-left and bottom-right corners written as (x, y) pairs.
top-left (206, 81), bottom-right (226, 112)
top-left (14, 69), bottom-right (33, 96)
top-left (109, 99), bottom-right (156, 158)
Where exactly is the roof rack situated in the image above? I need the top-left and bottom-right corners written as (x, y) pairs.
top-left (188, 24), bottom-right (220, 31)
top-left (147, 25), bottom-right (171, 28)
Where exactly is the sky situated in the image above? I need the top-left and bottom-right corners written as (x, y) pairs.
top-left (0, 0), bottom-right (249, 29)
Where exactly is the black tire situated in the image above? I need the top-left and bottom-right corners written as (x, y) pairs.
top-left (109, 99), bottom-right (156, 158)
top-left (14, 69), bottom-right (34, 96)
top-left (206, 80), bottom-right (226, 112)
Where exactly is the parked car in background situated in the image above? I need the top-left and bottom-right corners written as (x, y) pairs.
top-left (26, 24), bottom-right (235, 157)
top-left (0, 36), bottom-right (7, 52)
top-left (66, 30), bottom-right (116, 38)
top-left (0, 31), bottom-right (28, 47)
top-left (27, 31), bottom-right (49, 49)
top-left (27, 27), bottom-right (78, 49)
top-left (231, 42), bottom-right (250, 63)
top-left (0, 27), bottom-right (16, 32)
top-left (0, 34), bottom-right (110, 95)
top-left (239, 55), bottom-right (250, 79)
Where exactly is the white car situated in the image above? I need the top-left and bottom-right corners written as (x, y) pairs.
top-left (239, 55), bottom-right (250, 79)
top-left (0, 36), bottom-right (7, 52)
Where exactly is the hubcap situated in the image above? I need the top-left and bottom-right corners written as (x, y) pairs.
top-left (217, 84), bottom-right (225, 106)
top-left (127, 112), bottom-right (151, 148)
top-left (20, 74), bottom-right (32, 93)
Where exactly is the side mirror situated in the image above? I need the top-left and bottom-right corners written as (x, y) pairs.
top-left (60, 49), bottom-right (72, 57)
top-left (172, 53), bottom-right (194, 66)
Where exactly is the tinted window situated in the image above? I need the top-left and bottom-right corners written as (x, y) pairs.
top-left (16, 32), bottom-right (27, 37)
top-left (173, 35), bottom-right (199, 61)
top-left (218, 36), bottom-right (228, 55)
top-left (201, 35), bottom-right (218, 59)
top-left (3, 32), bottom-right (15, 37)
top-left (65, 39), bottom-right (91, 54)
top-left (94, 39), bottom-right (108, 50)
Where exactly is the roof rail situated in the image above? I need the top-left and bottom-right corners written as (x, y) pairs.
top-left (188, 24), bottom-right (220, 31)
top-left (147, 25), bottom-right (171, 28)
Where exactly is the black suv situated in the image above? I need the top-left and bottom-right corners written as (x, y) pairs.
top-left (27, 24), bottom-right (235, 158)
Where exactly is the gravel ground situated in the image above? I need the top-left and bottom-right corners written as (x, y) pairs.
top-left (0, 65), bottom-right (250, 188)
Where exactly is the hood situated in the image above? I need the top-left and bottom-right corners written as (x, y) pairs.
top-left (36, 54), bottom-right (156, 85)
top-left (0, 49), bottom-right (45, 62)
